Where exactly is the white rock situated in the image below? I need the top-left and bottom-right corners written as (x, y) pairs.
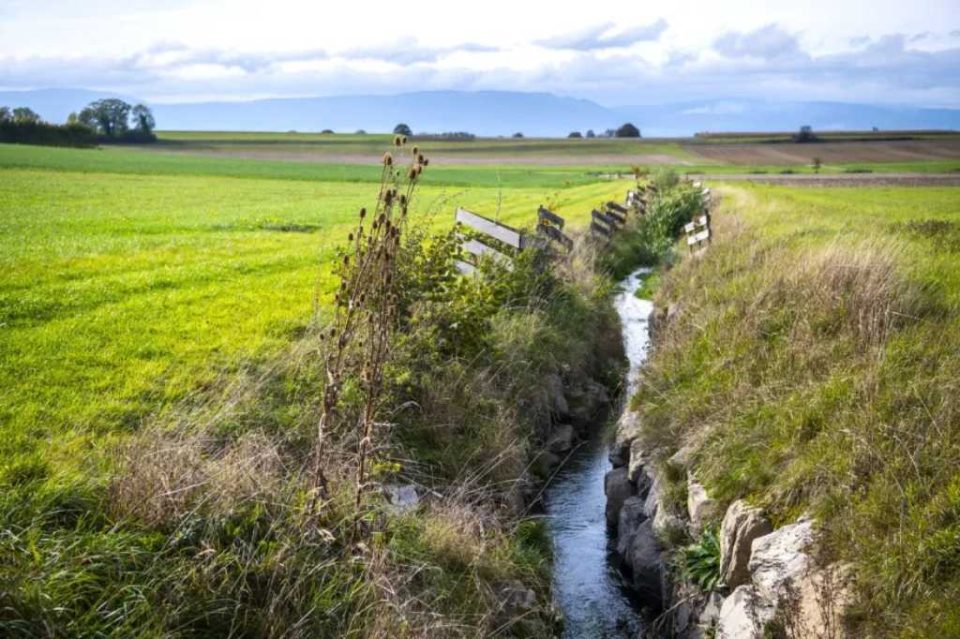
top-left (716, 585), bottom-right (774, 639)
top-left (719, 500), bottom-right (773, 589)
top-left (749, 518), bottom-right (815, 601)
top-left (687, 475), bottom-right (719, 534)
top-left (383, 484), bottom-right (419, 513)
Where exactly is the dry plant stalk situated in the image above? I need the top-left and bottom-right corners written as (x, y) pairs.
top-left (312, 135), bottom-right (428, 518)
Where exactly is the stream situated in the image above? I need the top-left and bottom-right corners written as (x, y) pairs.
top-left (544, 268), bottom-right (654, 638)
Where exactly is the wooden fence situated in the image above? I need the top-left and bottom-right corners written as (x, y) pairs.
top-left (453, 182), bottom-right (713, 273)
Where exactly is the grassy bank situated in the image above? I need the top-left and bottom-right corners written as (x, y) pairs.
top-left (631, 183), bottom-right (960, 636)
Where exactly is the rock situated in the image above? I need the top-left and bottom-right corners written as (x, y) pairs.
top-left (719, 500), bottom-right (773, 589)
top-left (748, 518), bottom-right (815, 601)
top-left (605, 467), bottom-right (635, 528)
top-left (699, 591), bottom-right (724, 628)
top-left (543, 373), bottom-right (569, 417)
top-left (716, 585), bottom-right (774, 639)
top-left (615, 496), bottom-right (648, 559)
top-left (624, 519), bottom-right (665, 609)
top-left (642, 476), bottom-right (660, 519)
top-left (687, 475), bottom-right (719, 535)
top-left (565, 378), bottom-right (610, 428)
top-left (653, 505), bottom-right (686, 543)
top-left (546, 423), bottom-right (576, 454)
top-left (669, 444), bottom-right (695, 469)
top-left (382, 484), bottom-right (419, 513)
top-left (608, 439), bottom-right (631, 468)
top-left (616, 409), bottom-right (642, 443)
top-left (493, 580), bottom-right (538, 631)
top-left (627, 438), bottom-right (649, 484)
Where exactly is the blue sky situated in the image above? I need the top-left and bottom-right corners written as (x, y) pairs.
top-left (1, 0), bottom-right (958, 106)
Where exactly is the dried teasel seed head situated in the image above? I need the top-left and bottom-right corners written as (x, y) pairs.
top-left (408, 167), bottom-right (418, 180)
top-left (393, 135), bottom-right (402, 147)
top-left (423, 158), bottom-right (430, 166)
top-left (417, 153), bottom-right (425, 164)
top-left (359, 208), bottom-right (367, 219)
top-left (399, 194), bottom-right (407, 206)
top-left (343, 255), bottom-right (350, 266)
top-left (378, 213), bottom-right (386, 224)
top-left (348, 232), bottom-right (354, 241)
top-left (412, 145), bottom-right (419, 156)
top-left (382, 152), bottom-right (393, 166)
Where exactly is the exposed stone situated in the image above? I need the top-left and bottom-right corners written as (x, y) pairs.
top-left (748, 518), bottom-right (815, 602)
top-left (642, 476), bottom-right (660, 519)
top-left (624, 519), bottom-right (665, 609)
top-left (716, 585), bottom-right (774, 639)
top-left (719, 500), bottom-right (773, 589)
top-left (604, 467), bottom-right (635, 528)
top-left (653, 505), bottom-right (686, 542)
top-left (615, 496), bottom-right (648, 559)
top-left (382, 484), bottom-right (419, 513)
top-left (545, 423), bottom-right (576, 454)
top-left (616, 409), bottom-right (642, 443)
top-left (543, 373), bottom-right (569, 417)
top-left (687, 475), bottom-right (719, 535)
top-left (608, 439), bottom-right (631, 468)
top-left (565, 378), bottom-right (610, 428)
top-left (699, 591), bottom-right (724, 628)
top-left (627, 437), bottom-right (648, 484)
top-left (669, 444), bottom-right (695, 469)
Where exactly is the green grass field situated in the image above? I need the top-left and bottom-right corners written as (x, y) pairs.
top-left (0, 142), bottom-right (628, 483)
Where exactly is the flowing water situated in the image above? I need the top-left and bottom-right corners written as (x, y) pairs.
top-left (544, 269), bottom-right (654, 638)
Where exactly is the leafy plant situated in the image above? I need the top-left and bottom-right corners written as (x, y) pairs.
top-left (681, 527), bottom-right (722, 592)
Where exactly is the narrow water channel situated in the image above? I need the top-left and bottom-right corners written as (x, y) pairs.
top-left (544, 268), bottom-right (654, 638)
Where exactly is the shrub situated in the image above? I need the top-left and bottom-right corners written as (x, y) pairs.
top-left (615, 123), bottom-right (641, 138)
top-left (680, 527), bottom-right (722, 592)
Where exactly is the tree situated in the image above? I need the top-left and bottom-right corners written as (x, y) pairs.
top-left (80, 99), bottom-right (131, 137)
top-left (0, 106), bottom-right (10, 123)
top-left (12, 107), bottom-right (42, 125)
top-left (512, 132), bottom-right (523, 138)
top-left (131, 104), bottom-right (155, 134)
top-left (615, 122), bottom-right (641, 138)
top-left (794, 125), bottom-right (816, 143)
top-left (355, 129), bottom-right (367, 135)
top-left (568, 131), bottom-right (583, 138)
top-left (393, 123), bottom-right (412, 136)
top-left (586, 129), bottom-right (596, 138)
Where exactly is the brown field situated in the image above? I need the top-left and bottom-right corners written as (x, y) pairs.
top-left (684, 138), bottom-right (960, 165)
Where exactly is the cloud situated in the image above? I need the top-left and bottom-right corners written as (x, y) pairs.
top-left (340, 38), bottom-right (498, 65)
top-left (714, 24), bottom-right (804, 60)
top-left (537, 19), bottom-right (668, 51)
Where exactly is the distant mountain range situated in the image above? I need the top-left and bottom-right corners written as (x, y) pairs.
top-left (2, 88), bottom-right (958, 137)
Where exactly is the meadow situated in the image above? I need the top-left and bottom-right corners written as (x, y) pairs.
top-left (0, 142), bottom-right (631, 485)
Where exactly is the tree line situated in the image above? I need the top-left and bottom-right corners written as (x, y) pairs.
top-left (0, 99), bottom-right (157, 148)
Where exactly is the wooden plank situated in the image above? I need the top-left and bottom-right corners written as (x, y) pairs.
top-left (537, 206), bottom-right (565, 229)
top-left (592, 209), bottom-right (618, 230)
top-left (683, 215), bottom-right (710, 234)
top-left (455, 260), bottom-right (477, 275)
top-left (455, 208), bottom-right (523, 249)
top-left (605, 207), bottom-right (626, 225)
top-left (461, 238), bottom-right (512, 265)
top-left (686, 228), bottom-right (711, 245)
top-left (590, 220), bottom-right (611, 237)
top-left (537, 222), bottom-right (574, 250)
top-left (606, 201), bottom-right (628, 214)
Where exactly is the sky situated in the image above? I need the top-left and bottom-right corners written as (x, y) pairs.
top-left (1, 0), bottom-right (958, 107)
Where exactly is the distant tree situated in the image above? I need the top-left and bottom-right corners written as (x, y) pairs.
top-left (355, 129), bottom-right (367, 135)
top-left (393, 123), bottom-right (412, 136)
top-left (79, 99), bottom-right (131, 137)
top-left (615, 123), bottom-right (641, 138)
top-left (586, 129), bottom-right (596, 138)
top-left (12, 107), bottom-right (42, 125)
top-left (512, 132), bottom-right (523, 138)
top-left (812, 157), bottom-right (822, 173)
top-left (603, 128), bottom-right (616, 138)
top-left (568, 131), bottom-right (583, 138)
top-left (66, 111), bottom-right (80, 125)
top-left (794, 125), bottom-right (816, 143)
top-left (131, 104), bottom-right (155, 135)
top-left (320, 129), bottom-right (334, 134)
top-left (0, 106), bottom-right (10, 124)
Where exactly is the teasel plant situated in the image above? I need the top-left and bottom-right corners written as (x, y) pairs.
top-left (311, 135), bottom-right (428, 525)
